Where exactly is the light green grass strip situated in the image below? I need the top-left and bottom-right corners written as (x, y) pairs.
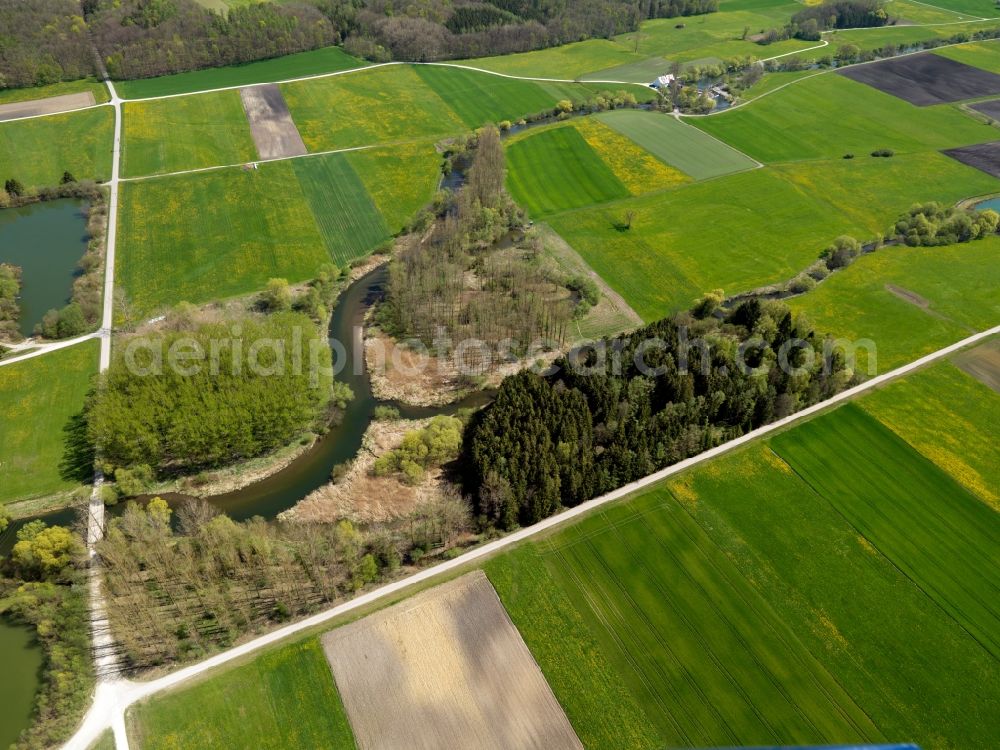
top-left (597, 109), bottom-right (758, 179)
top-left (115, 46), bottom-right (365, 100)
top-left (292, 152), bottom-right (389, 267)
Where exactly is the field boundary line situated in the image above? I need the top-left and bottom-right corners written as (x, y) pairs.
top-left (0, 101), bottom-right (111, 126)
top-left (118, 144), bottom-right (377, 183)
top-left (61, 322), bottom-right (1000, 750)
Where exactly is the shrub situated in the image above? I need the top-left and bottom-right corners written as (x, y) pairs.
top-left (871, 148), bottom-right (895, 157)
top-left (373, 405), bottom-right (401, 421)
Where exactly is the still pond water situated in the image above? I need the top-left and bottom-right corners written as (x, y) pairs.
top-left (0, 199), bottom-right (88, 337)
top-left (0, 621), bottom-right (43, 748)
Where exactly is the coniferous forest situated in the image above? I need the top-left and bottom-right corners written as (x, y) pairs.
top-left (464, 298), bottom-right (855, 529)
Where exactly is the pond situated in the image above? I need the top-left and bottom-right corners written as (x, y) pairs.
top-left (0, 619), bottom-right (43, 749)
top-left (973, 196), bottom-right (1000, 212)
top-left (0, 199), bottom-right (89, 338)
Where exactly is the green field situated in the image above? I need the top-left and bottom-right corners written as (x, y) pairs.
top-left (506, 126), bottom-right (631, 216)
top-left (597, 109), bottom-right (758, 179)
top-left (0, 340), bottom-right (98, 507)
top-left (465, 0), bottom-right (814, 78)
top-left (128, 638), bottom-right (356, 750)
top-left (0, 107), bottom-right (114, 188)
top-left (663, 441), bottom-right (1000, 748)
top-left (528, 488), bottom-right (881, 747)
top-left (345, 140), bottom-right (442, 232)
top-left (291, 153), bottom-right (389, 267)
top-left (283, 66), bottom-right (465, 152)
top-left (788, 237), bottom-right (1000, 372)
top-left (694, 73), bottom-right (997, 163)
top-left (0, 79), bottom-right (109, 106)
top-left (485, 547), bottom-right (661, 750)
top-left (115, 46), bottom-right (365, 99)
top-left (117, 162), bottom-right (329, 313)
top-left (412, 65), bottom-right (596, 127)
top-left (122, 92), bottom-right (257, 177)
top-left (935, 40), bottom-right (1000, 72)
top-left (548, 151), bottom-right (994, 321)
top-left (860, 361), bottom-right (1000, 510)
top-left (772, 404), bottom-right (1000, 660)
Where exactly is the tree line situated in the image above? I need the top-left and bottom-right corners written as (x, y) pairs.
top-left (462, 297), bottom-right (855, 529)
top-left (757, 0), bottom-right (890, 45)
top-left (98, 494), bottom-right (471, 668)
top-left (0, 264), bottom-right (21, 340)
top-left (0, 513), bottom-right (92, 750)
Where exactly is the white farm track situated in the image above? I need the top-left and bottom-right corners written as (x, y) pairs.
top-left (0, 27), bottom-right (998, 750)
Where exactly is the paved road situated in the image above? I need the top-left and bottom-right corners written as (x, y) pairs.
top-left (61, 323), bottom-right (1000, 750)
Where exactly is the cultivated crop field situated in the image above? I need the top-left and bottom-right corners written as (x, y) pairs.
top-left (788, 237), bottom-right (1000, 372)
top-left (128, 638), bottom-right (356, 750)
top-left (936, 41), bottom-right (1000, 73)
top-left (838, 52), bottom-right (1000, 106)
top-left (506, 126), bottom-right (631, 216)
top-left (694, 72), bottom-right (997, 163)
top-left (412, 65), bottom-right (598, 128)
top-left (122, 92), bottom-right (257, 177)
top-left (772, 404), bottom-right (1000, 660)
top-left (291, 153), bottom-right (389, 267)
top-left (0, 107), bottom-right (114, 189)
top-left (505, 117), bottom-right (691, 216)
top-left (116, 163), bottom-right (330, 313)
top-left (860, 361), bottom-right (1000, 510)
top-left (597, 109), bottom-right (757, 179)
top-left (282, 66), bottom-right (466, 152)
top-left (322, 571), bottom-right (582, 750)
top-left (115, 46), bottom-right (365, 100)
top-left (532, 488), bottom-right (881, 747)
top-left (0, 340), bottom-right (98, 507)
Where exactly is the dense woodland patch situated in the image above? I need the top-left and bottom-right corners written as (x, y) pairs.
top-left (464, 297), bottom-right (855, 528)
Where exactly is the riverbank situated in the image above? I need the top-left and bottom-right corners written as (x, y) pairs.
top-left (282, 416), bottom-right (456, 524)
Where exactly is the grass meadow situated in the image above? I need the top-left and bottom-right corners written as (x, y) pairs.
top-left (0, 340), bottom-right (98, 507)
top-left (0, 107), bottom-right (113, 188)
top-left (694, 73), bottom-right (998, 163)
top-left (547, 151), bottom-right (991, 321)
top-left (117, 162), bottom-right (329, 313)
top-left (772, 404), bottom-right (1000, 660)
top-left (346, 140), bottom-right (442, 232)
top-left (115, 46), bottom-right (365, 99)
top-left (128, 638), bottom-right (356, 750)
top-left (291, 153), bottom-right (389, 267)
top-left (282, 66), bottom-right (465, 152)
top-left (788, 237), bottom-right (1000, 372)
top-left (122, 92), bottom-right (257, 177)
top-left (597, 109), bottom-right (758, 179)
top-left (531, 488), bottom-right (882, 747)
top-left (935, 40), bottom-right (1000, 73)
top-left (860, 361), bottom-right (1000, 510)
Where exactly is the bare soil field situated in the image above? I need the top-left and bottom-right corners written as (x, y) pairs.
top-left (970, 98), bottom-right (1000, 120)
top-left (322, 571), bottom-right (583, 750)
top-left (240, 84), bottom-right (307, 160)
top-left (954, 339), bottom-right (1000, 392)
top-left (0, 91), bottom-right (96, 121)
top-left (943, 140), bottom-right (1000, 177)
top-left (838, 54), bottom-right (1000, 105)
